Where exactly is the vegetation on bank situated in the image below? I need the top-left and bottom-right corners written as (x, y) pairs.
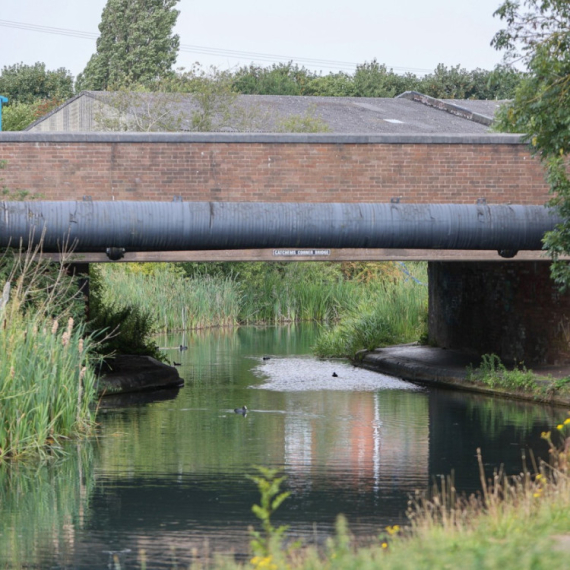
top-left (0, 249), bottom-right (98, 460)
top-left (95, 261), bottom-right (419, 332)
top-left (466, 353), bottom-right (570, 402)
top-left (314, 263), bottom-right (428, 358)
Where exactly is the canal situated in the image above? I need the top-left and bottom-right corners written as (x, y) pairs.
top-left (0, 324), bottom-right (565, 569)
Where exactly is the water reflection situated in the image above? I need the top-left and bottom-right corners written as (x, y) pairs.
top-left (1, 325), bottom-right (567, 569)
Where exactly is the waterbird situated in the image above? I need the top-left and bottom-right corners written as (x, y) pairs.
top-left (179, 345), bottom-right (188, 351)
top-left (234, 405), bottom-right (248, 415)
top-left (263, 356), bottom-right (270, 360)
top-left (332, 372), bottom-right (338, 377)
top-left (172, 361), bottom-right (181, 366)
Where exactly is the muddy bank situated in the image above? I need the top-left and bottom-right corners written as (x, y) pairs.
top-left (356, 344), bottom-right (570, 407)
top-left (96, 355), bottom-right (183, 396)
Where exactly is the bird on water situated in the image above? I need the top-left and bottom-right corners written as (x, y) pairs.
top-left (332, 372), bottom-right (338, 377)
top-left (234, 405), bottom-right (248, 415)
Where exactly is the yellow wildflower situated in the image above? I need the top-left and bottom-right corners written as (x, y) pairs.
top-left (557, 424), bottom-right (564, 431)
top-left (386, 525), bottom-right (400, 535)
top-left (382, 542), bottom-right (389, 549)
top-left (564, 418), bottom-right (570, 425)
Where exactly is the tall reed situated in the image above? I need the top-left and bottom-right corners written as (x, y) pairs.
top-left (0, 248), bottom-right (98, 460)
top-left (98, 266), bottom-right (241, 330)
top-left (314, 269), bottom-right (428, 358)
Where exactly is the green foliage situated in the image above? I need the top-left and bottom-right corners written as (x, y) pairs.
top-left (0, 62), bottom-right (73, 105)
top-left (0, 248), bottom-right (85, 322)
top-left (87, 265), bottom-right (164, 360)
top-left (232, 62), bottom-right (316, 96)
top-left (492, 0), bottom-right (570, 289)
top-left (314, 265), bottom-right (428, 358)
top-left (0, 251), bottom-right (97, 460)
top-left (76, 0), bottom-right (180, 91)
top-left (94, 263), bottom-right (240, 331)
top-left (352, 59), bottom-right (419, 98)
top-left (276, 104), bottom-right (331, 133)
top-left (2, 101), bottom-right (37, 131)
top-left (1, 98), bottom-right (63, 131)
top-left (95, 261), bottom-right (380, 330)
top-left (467, 353), bottom-right (538, 391)
top-left (248, 466), bottom-right (292, 560)
top-left (229, 59), bottom-right (521, 100)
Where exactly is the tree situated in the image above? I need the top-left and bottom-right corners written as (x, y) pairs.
top-left (0, 62), bottom-right (74, 104)
top-left (76, 0), bottom-right (180, 91)
top-left (492, 0), bottom-right (570, 289)
top-left (352, 60), bottom-right (419, 98)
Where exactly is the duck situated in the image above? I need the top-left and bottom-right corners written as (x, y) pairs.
top-left (234, 405), bottom-right (248, 415)
top-left (179, 345), bottom-right (188, 351)
top-left (332, 372), bottom-right (338, 377)
top-left (262, 356), bottom-right (270, 360)
top-left (172, 361), bottom-right (181, 366)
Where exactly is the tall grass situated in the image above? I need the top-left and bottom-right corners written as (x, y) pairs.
top-left (0, 249), bottom-right (98, 460)
top-left (97, 265), bottom-right (241, 330)
top-left (239, 270), bottom-right (364, 324)
top-left (314, 270), bottom-right (428, 358)
top-left (97, 262), bottom-right (368, 330)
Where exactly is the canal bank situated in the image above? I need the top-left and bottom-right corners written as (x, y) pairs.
top-left (357, 344), bottom-right (570, 407)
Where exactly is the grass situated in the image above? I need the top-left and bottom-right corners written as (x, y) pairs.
top-left (0, 247), bottom-right (98, 460)
top-left (467, 353), bottom-right (539, 392)
top-left (97, 264), bottom-right (241, 330)
top-left (313, 268), bottom-right (428, 358)
top-left (95, 262), bottom-right (398, 330)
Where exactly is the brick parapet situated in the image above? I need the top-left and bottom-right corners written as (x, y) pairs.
top-left (0, 133), bottom-right (549, 205)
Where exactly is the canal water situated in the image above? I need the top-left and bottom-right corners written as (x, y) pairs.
top-left (0, 324), bottom-right (566, 569)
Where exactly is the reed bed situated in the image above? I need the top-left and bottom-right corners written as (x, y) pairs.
top-left (97, 263), bottom-right (367, 330)
top-left (98, 267), bottom-right (241, 330)
top-left (239, 274), bottom-right (364, 324)
top-left (0, 309), bottom-right (98, 460)
top-left (314, 273), bottom-right (428, 358)
top-left (0, 247), bottom-right (98, 460)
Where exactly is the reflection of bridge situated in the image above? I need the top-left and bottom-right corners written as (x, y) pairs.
top-left (1, 131), bottom-right (569, 365)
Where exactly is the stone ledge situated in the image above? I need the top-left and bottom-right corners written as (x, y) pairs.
top-left (97, 354), bottom-right (183, 396)
top-left (0, 131), bottom-right (526, 145)
top-left (356, 344), bottom-right (570, 407)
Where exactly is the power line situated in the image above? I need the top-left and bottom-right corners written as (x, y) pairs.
top-left (0, 18), bottom-right (433, 74)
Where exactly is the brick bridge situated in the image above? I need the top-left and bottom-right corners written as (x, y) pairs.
top-left (1, 131), bottom-right (568, 365)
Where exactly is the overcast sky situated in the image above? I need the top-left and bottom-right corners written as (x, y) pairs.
top-left (0, 0), bottom-right (508, 79)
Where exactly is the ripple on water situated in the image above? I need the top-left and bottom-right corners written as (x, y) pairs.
top-left (251, 357), bottom-right (422, 392)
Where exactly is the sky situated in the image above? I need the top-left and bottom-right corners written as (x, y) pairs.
top-left (0, 0), bottom-right (509, 79)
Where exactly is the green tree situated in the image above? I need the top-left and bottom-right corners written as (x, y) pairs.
top-left (0, 62), bottom-right (73, 104)
top-left (2, 98), bottom-right (63, 131)
top-left (232, 63), bottom-right (316, 96)
top-left (352, 59), bottom-right (419, 97)
top-left (76, 0), bottom-right (180, 91)
top-left (492, 0), bottom-right (570, 289)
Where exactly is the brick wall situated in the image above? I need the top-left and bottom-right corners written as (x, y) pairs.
top-left (0, 133), bottom-right (550, 204)
top-left (428, 261), bottom-right (570, 365)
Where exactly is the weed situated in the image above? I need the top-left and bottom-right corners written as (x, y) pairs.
top-left (247, 466), bottom-right (295, 563)
top-left (467, 353), bottom-right (538, 391)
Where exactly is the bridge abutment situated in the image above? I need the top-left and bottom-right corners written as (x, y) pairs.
top-left (428, 261), bottom-right (570, 365)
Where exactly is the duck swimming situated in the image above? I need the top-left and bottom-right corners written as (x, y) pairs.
top-left (234, 405), bottom-right (248, 415)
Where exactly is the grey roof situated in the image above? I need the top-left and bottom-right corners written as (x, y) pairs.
top-left (25, 90), bottom-right (506, 134)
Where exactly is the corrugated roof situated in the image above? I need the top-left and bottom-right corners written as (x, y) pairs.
top-left (25, 90), bottom-right (506, 134)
